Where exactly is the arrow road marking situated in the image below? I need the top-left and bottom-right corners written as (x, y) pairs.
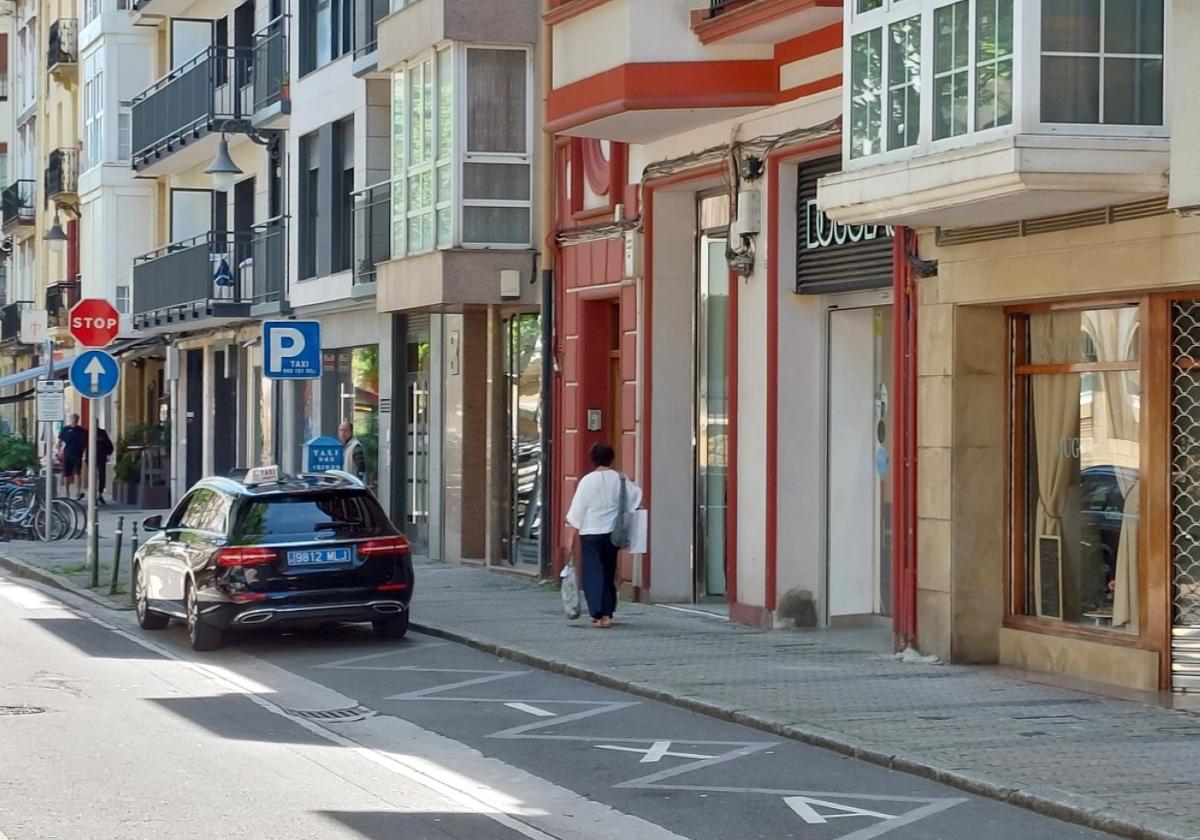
top-left (504, 702), bottom-right (556, 718)
top-left (595, 741), bottom-right (716, 764)
top-left (84, 356), bottom-right (106, 392)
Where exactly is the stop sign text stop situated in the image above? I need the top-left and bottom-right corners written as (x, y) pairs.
top-left (69, 299), bottom-right (121, 347)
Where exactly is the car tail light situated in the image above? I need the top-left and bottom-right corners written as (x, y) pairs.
top-left (358, 536), bottom-right (410, 557)
top-left (216, 547), bottom-right (277, 567)
top-left (231, 592), bottom-right (268, 603)
top-left (377, 583), bottom-right (409, 592)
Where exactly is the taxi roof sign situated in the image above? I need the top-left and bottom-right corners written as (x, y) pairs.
top-left (244, 465), bottom-right (281, 485)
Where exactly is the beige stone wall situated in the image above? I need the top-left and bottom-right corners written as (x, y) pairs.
top-left (913, 211), bottom-right (1200, 677)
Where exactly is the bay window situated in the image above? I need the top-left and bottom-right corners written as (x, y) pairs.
top-left (847, 0), bottom-right (1162, 162)
top-left (83, 52), bottom-right (103, 171)
top-left (391, 44), bottom-right (533, 258)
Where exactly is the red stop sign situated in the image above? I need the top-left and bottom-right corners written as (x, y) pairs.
top-left (69, 298), bottom-right (121, 347)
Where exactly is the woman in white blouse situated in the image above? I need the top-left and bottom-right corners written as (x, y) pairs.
top-left (563, 442), bottom-right (643, 628)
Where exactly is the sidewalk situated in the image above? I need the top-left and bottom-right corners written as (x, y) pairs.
top-left (409, 561), bottom-right (1200, 840)
top-left (0, 504), bottom-right (154, 611)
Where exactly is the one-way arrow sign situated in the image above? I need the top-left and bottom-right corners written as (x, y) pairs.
top-left (69, 350), bottom-right (120, 399)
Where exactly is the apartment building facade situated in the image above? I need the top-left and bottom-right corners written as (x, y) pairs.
top-left (546, 0), bottom-right (911, 631)
top-left (817, 0), bottom-right (1197, 693)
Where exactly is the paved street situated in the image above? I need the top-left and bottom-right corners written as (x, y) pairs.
top-left (0, 570), bottom-right (1125, 840)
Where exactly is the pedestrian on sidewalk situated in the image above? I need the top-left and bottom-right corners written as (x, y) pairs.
top-left (562, 442), bottom-right (642, 629)
top-left (57, 414), bottom-right (86, 500)
top-left (94, 427), bottom-right (114, 505)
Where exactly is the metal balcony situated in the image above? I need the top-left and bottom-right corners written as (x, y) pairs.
top-left (352, 181), bottom-right (391, 287)
top-left (46, 281), bottom-right (81, 330)
top-left (252, 16), bottom-right (290, 128)
top-left (132, 217), bottom-right (286, 330)
top-left (352, 0), bottom-right (389, 76)
top-left (48, 19), bottom-right (79, 78)
top-left (0, 301), bottom-right (32, 344)
top-left (2, 180), bottom-right (36, 233)
top-left (130, 45), bottom-right (255, 173)
top-left (45, 148), bottom-right (80, 203)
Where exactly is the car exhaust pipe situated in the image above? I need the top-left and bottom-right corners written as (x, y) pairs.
top-left (238, 612), bottom-right (274, 625)
top-left (372, 603), bottom-right (403, 614)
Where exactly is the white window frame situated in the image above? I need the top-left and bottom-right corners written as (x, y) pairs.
top-left (458, 45), bottom-right (534, 250)
top-left (390, 42), bottom-right (534, 258)
top-left (83, 51), bottom-right (104, 172)
top-left (843, 0), bottom-right (1168, 169)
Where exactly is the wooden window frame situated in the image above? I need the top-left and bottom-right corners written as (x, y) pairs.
top-left (1005, 295), bottom-right (1169, 666)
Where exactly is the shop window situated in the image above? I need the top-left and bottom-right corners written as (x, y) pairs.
top-left (1012, 305), bottom-right (1141, 632)
top-left (320, 345), bottom-right (380, 491)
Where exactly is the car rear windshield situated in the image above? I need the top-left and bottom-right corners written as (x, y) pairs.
top-left (230, 491), bottom-right (390, 545)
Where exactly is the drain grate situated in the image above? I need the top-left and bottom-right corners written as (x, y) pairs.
top-left (0, 705), bottom-right (47, 716)
top-left (288, 705), bottom-right (375, 723)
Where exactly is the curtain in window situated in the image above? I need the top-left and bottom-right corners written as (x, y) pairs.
top-left (1032, 312), bottom-right (1082, 617)
top-left (466, 49), bottom-right (526, 153)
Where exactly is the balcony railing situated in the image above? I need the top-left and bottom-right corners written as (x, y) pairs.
top-left (48, 19), bottom-right (79, 73)
top-left (354, 0), bottom-right (389, 59)
top-left (252, 16), bottom-right (287, 114)
top-left (46, 281), bottom-right (81, 329)
top-left (2, 180), bottom-right (36, 231)
top-left (353, 181), bottom-right (391, 286)
top-left (0, 301), bottom-right (32, 343)
top-left (132, 217), bottom-right (286, 323)
top-left (45, 148), bottom-right (80, 200)
top-left (130, 45), bottom-right (254, 170)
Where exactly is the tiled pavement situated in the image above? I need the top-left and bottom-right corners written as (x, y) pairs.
top-left (410, 561), bottom-right (1200, 840)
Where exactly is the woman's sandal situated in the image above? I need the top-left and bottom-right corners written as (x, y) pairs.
top-left (598, 617), bottom-right (613, 629)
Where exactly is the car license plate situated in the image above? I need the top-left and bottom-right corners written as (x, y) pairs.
top-left (287, 548), bottom-right (351, 566)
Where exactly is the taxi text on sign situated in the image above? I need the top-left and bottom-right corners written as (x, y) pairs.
top-left (69, 298), bottom-right (121, 347)
top-left (263, 320), bottom-right (322, 380)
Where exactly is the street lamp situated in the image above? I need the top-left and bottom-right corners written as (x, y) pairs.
top-left (205, 134), bottom-right (242, 193)
top-left (44, 214), bottom-right (68, 256)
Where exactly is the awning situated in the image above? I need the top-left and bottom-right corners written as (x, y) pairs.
top-left (0, 338), bottom-right (161, 394)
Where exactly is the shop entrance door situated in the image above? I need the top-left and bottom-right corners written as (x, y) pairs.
top-left (1170, 301), bottom-right (1200, 691)
top-left (695, 233), bottom-right (730, 599)
top-left (827, 304), bottom-right (893, 620)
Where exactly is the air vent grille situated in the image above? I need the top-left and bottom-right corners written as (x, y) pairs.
top-left (937, 196), bottom-right (1169, 246)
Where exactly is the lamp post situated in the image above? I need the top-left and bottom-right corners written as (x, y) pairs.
top-left (205, 135), bottom-right (243, 193)
top-left (44, 214), bottom-right (68, 255)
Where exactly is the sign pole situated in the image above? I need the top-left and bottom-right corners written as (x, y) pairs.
top-left (44, 339), bottom-right (53, 542)
top-left (87, 400), bottom-right (99, 587)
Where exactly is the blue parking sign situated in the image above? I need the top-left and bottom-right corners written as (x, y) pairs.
top-left (263, 320), bottom-right (321, 380)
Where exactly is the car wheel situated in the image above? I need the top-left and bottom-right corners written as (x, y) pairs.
top-left (186, 581), bottom-right (224, 652)
top-left (372, 611), bottom-right (409, 640)
top-left (134, 564), bottom-right (169, 631)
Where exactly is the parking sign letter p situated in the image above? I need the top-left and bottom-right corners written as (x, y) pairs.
top-left (269, 327), bottom-right (305, 374)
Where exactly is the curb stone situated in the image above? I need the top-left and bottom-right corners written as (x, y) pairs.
top-left (410, 617), bottom-right (1193, 840)
top-left (0, 552), bottom-right (132, 612)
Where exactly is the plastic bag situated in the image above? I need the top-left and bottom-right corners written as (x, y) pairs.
top-left (560, 560), bottom-right (581, 620)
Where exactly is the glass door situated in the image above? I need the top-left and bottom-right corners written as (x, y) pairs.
top-left (696, 234), bottom-right (730, 598)
top-left (506, 313), bottom-right (543, 568)
top-left (404, 329), bottom-right (431, 556)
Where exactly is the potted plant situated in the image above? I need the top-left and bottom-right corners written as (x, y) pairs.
top-left (114, 422), bottom-right (170, 506)
top-left (279, 72), bottom-right (290, 101)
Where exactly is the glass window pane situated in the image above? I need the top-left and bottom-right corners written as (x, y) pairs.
top-left (467, 49), bottom-right (527, 154)
top-left (463, 206), bottom-right (531, 245)
top-left (1028, 307), bottom-right (1141, 364)
top-left (1021, 358), bottom-right (1140, 632)
top-left (997, 0), bottom-right (1014, 57)
top-left (463, 162), bottom-right (531, 201)
top-left (934, 2), bottom-right (967, 74)
top-left (850, 28), bottom-right (883, 158)
top-left (437, 207), bottom-right (453, 248)
top-left (976, 59), bottom-right (1014, 130)
top-left (437, 163), bottom-right (452, 203)
top-left (1105, 0), bottom-right (1163, 55)
top-left (437, 48), bottom-right (453, 160)
top-left (1041, 56), bottom-right (1100, 123)
top-left (1042, 0), bottom-right (1100, 52)
top-left (888, 17), bottom-right (921, 149)
top-left (857, 0), bottom-right (883, 11)
top-left (1104, 58), bottom-right (1164, 125)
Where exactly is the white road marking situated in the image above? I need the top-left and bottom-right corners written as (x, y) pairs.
top-left (595, 742), bottom-right (716, 763)
top-left (0, 575), bottom-right (693, 840)
top-left (785, 795), bottom-right (896, 825)
top-left (315, 643), bottom-right (446, 670)
top-left (504, 702), bottom-right (556, 718)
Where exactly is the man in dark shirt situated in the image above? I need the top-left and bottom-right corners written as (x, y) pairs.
top-left (57, 414), bottom-right (86, 500)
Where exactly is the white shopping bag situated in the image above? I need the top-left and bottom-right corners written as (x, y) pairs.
top-left (560, 560), bottom-right (582, 620)
top-left (627, 509), bottom-right (649, 555)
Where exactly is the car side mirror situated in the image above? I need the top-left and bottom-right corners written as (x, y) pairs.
top-left (142, 515), bottom-right (164, 532)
